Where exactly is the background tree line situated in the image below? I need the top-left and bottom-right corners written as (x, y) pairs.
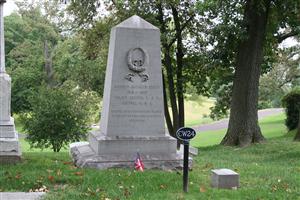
top-left (4, 0), bottom-right (300, 150)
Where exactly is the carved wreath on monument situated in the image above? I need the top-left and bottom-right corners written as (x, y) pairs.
top-left (125, 47), bottom-right (149, 82)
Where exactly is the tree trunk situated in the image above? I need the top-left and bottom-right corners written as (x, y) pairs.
top-left (294, 112), bottom-right (300, 141)
top-left (44, 40), bottom-right (54, 87)
top-left (157, 3), bottom-right (179, 138)
top-left (172, 5), bottom-right (185, 129)
top-left (163, 73), bottom-right (174, 135)
top-left (221, 0), bottom-right (271, 147)
top-left (156, 3), bottom-right (191, 142)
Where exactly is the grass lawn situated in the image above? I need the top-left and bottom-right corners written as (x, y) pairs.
top-left (184, 98), bottom-right (215, 127)
top-left (191, 113), bottom-right (287, 147)
top-left (1, 114), bottom-right (299, 199)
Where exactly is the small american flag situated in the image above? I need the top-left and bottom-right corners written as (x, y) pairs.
top-left (134, 152), bottom-right (144, 171)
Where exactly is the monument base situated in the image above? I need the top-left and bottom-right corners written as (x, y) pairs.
top-left (0, 137), bottom-right (22, 164)
top-left (0, 155), bottom-right (22, 164)
top-left (0, 117), bottom-right (16, 138)
top-left (70, 131), bottom-right (188, 170)
top-left (0, 118), bottom-right (22, 164)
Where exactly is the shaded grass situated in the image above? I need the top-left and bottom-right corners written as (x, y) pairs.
top-left (1, 134), bottom-right (299, 199)
top-left (19, 138), bottom-right (68, 153)
top-left (14, 114), bottom-right (23, 133)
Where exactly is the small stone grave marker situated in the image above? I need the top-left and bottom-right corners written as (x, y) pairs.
top-left (211, 168), bottom-right (240, 189)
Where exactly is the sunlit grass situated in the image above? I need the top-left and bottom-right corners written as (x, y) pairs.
top-left (191, 113), bottom-right (286, 147)
top-left (185, 98), bottom-right (215, 127)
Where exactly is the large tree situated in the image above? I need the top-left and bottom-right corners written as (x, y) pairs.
top-left (221, 0), bottom-right (271, 146)
top-left (222, 0), bottom-right (299, 146)
top-left (296, 113), bottom-right (300, 141)
top-left (259, 46), bottom-right (300, 108)
top-left (197, 0), bottom-right (300, 146)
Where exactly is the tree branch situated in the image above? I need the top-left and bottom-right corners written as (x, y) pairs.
top-left (167, 14), bottom-right (195, 48)
top-left (277, 31), bottom-right (299, 43)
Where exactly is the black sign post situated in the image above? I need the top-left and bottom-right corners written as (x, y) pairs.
top-left (176, 127), bottom-right (196, 193)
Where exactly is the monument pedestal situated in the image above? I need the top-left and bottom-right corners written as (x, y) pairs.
top-left (0, 74), bottom-right (21, 164)
top-left (71, 131), bottom-right (184, 170)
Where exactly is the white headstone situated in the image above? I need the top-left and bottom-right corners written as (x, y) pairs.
top-left (0, 74), bottom-right (11, 121)
top-left (70, 16), bottom-right (183, 170)
top-left (0, 0), bottom-right (5, 73)
top-left (0, 0), bottom-right (21, 163)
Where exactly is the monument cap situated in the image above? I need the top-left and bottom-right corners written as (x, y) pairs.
top-left (116, 15), bottom-right (159, 30)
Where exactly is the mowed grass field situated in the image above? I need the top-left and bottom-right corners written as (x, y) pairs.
top-left (184, 98), bottom-right (215, 126)
top-left (1, 111), bottom-right (300, 199)
top-left (191, 114), bottom-right (287, 147)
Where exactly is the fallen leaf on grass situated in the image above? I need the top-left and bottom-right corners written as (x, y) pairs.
top-left (69, 166), bottom-right (77, 170)
top-left (86, 187), bottom-right (96, 196)
top-left (282, 183), bottom-right (289, 190)
top-left (29, 185), bottom-right (49, 192)
top-left (63, 161), bottom-right (73, 165)
top-left (202, 163), bottom-right (214, 169)
top-left (123, 188), bottom-right (131, 198)
top-left (53, 184), bottom-right (68, 191)
top-left (48, 175), bottom-right (55, 183)
top-left (56, 169), bottom-right (62, 176)
top-left (74, 171), bottom-right (84, 176)
top-left (199, 185), bottom-right (207, 193)
top-left (160, 184), bottom-right (166, 189)
top-left (271, 185), bottom-right (278, 192)
top-left (286, 188), bottom-right (292, 193)
top-left (95, 188), bottom-right (104, 192)
top-left (15, 174), bottom-right (22, 179)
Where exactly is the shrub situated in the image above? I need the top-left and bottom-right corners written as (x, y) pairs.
top-left (282, 87), bottom-right (300, 131)
top-left (22, 82), bottom-right (99, 152)
top-left (209, 84), bottom-right (232, 120)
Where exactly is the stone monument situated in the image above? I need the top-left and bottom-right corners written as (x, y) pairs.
top-left (0, 0), bottom-right (21, 163)
top-left (70, 15), bottom-right (183, 169)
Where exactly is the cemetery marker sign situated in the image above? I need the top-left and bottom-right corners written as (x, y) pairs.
top-left (176, 127), bottom-right (196, 193)
top-left (176, 127), bottom-right (196, 141)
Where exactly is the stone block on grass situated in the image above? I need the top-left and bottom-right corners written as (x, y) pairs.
top-left (211, 168), bottom-right (239, 189)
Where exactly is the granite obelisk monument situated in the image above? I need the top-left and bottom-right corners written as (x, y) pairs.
top-left (0, 0), bottom-right (21, 163)
top-left (70, 15), bottom-right (182, 169)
